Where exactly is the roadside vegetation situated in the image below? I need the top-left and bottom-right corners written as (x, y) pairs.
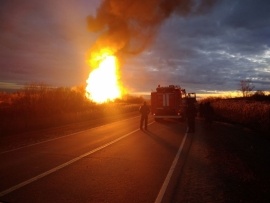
top-left (0, 84), bottom-right (144, 136)
top-left (1, 80), bottom-right (269, 136)
top-left (200, 93), bottom-right (270, 133)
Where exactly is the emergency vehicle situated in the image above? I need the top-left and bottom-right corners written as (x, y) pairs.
top-left (151, 85), bottom-right (196, 121)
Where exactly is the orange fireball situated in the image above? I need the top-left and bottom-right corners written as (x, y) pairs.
top-left (86, 53), bottom-right (123, 103)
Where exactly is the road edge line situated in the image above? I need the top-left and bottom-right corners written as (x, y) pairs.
top-left (154, 132), bottom-right (188, 203)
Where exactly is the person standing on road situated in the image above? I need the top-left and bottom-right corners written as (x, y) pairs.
top-left (204, 102), bottom-right (214, 129)
top-left (186, 99), bottom-right (197, 133)
top-left (139, 101), bottom-right (150, 130)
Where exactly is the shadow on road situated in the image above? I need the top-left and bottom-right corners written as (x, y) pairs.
top-left (141, 129), bottom-right (179, 152)
top-left (138, 118), bottom-right (188, 153)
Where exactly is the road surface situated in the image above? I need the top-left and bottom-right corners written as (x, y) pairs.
top-left (2, 115), bottom-right (269, 202)
top-left (0, 115), bottom-right (190, 203)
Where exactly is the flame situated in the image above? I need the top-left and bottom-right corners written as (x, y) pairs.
top-left (85, 53), bottom-right (123, 103)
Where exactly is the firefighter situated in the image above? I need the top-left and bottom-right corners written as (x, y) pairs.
top-left (139, 101), bottom-right (150, 130)
top-left (186, 99), bottom-right (197, 133)
top-left (204, 102), bottom-right (214, 129)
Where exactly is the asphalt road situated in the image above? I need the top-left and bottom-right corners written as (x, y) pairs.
top-left (0, 116), bottom-right (190, 203)
top-left (173, 119), bottom-right (270, 202)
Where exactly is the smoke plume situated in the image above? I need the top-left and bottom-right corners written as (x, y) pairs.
top-left (87, 0), bottom-right (217, 57)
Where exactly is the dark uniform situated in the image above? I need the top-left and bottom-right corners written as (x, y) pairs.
top-left (186, 100), bottom-right (197, 133)
top-left (139, 102), bottom-right (150, 130)
top-left (204, 102), bottom-right (214, 129)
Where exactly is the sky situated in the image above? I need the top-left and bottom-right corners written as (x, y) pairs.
top-left (0, 0), bottom-right (270, 97)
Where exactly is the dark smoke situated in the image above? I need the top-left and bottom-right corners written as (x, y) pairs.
top-left (87, 0), bottom-right (217, 57)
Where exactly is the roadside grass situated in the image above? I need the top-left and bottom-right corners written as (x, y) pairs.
top-left (0, 85), bottom-right (143, 136)
top-left (202, 97), bottom-right (270, 133)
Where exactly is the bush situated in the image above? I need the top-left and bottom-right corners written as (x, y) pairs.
top-left (0, 84), bottom-right (142, 136)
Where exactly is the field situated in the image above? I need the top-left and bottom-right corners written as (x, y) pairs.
top-left (204, 97), bottom-right (270, 133)
top-left (0, 85), bottom-right (143, 136)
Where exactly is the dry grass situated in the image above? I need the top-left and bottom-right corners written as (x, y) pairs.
top-left (210, 99), bottom-right (270, 132)
top-left (0, 85), bottom-right (142, 136)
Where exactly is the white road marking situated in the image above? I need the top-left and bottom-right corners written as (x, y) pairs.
top-left (0, 129), bottom-right (138, 197)
top-left (154, 132), bottom-right (188, 203)
top-left (0, 116), bottom-right (140, 154)
top-left (0, 121), bottom-right (155, 197)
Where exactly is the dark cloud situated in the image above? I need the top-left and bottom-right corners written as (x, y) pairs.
top-left (0, 0), bottom-right (269, 95)
top-left (122, 0), bottom-right (270, 93)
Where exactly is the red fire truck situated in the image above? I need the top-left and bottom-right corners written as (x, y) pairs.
top-left (151, 85), bottom-right (196, 121)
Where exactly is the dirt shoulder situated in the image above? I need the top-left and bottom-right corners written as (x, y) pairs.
top-left (173, 120), bottom-right (270, 202)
